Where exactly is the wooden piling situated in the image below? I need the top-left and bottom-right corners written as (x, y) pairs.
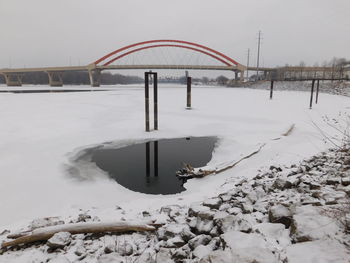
top-left (145, 73), bottom-right (150, 132)
top-left (310, 79), bottom-right (315, 109)
top-left (316, 80), bottom-right (320, 104)
top-left (187, 76), bottom-right (192, 108)
top-left (153, 73), bottom-right (158, 130)
top-left (270, 80), bottom-right (274, 99)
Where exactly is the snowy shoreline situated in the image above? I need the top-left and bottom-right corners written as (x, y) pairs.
top-left (1, 144), bottom-right (349, 262)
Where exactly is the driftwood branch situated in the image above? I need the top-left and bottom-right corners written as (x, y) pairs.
top-left (1, 222), bottom-right (155, 249)
top-left (177, 143), bottom-right (265, 178)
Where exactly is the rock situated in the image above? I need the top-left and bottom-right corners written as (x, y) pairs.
top-left (103, 235), bottom-right (116, 254)
top-left (199, 250), bottom-right (234, 263)
top-left (47, 232), bottom-right (71, 249)
top-left (285, 240), bottom-right (349, 263)
top-left (156, 248), bottom-right (174, 263)
top-left (77, 213), bottom-right (92, 222)
top-left (241, 203), bottom-right (254, 213)
top-left (194, 218), bottom-right (214, 234)
top-left (193, 245), bottom-right (212, 259)
top-left (74, 245), bottom-right (86, 257)
top-left (272, 178), bottom-right (292, 190)
top-left (268, 204), bottom-right (292, 228)
top-left (137, 249), bottom-right (156, 263)
top-left (227, 207), bottom-right (242, 215)
top-left (301, 197), bottom-right (322, 206)
top-left (49, 256), bottom-right (71, 263)
top-left (341, 177), bottom-right (350, 186)
top-left (158, 223), bottom-right (191, 241)
top-left (151, 213), bottom-right (170, 225)
top-left (326, 177), bottom-right (340, 185)
top-left (188, 234), bottom-right (212, 250)
top-left (221, 231), bottom-right (278, 263)
top-left (290, 206), bottom-right (340, 242)
top-left (214, 214), bottom-right (253, 233)
top-left (188, 205), bottom-right (210, 217)
top-left (165, 236), bottom-right (185, 248)
top-left (197, 210), bottom-right (215, 220)
top-left (116, 241), bottom-right (133, 256)
top-left (172, 246), bottom-right (190, 260)
top-left (98, 253), bottom-right (125, 263)
top-left (203, 198), bottom-right (222, 209)
top-left (253, 223), bottom-right (291, 248)
top-left (219, 203), bottom-right (231, 211)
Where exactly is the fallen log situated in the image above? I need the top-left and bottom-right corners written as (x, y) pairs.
top-left (1, 221), bottom-right (155, 249)
top-left (176, 143), bottom-right (265, 178)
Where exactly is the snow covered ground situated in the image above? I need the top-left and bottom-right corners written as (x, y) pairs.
top-left (0, 83), bottom-right (348, 233)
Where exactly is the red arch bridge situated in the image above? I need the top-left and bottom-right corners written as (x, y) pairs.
top-left (0, 39), bottom-right (248, 87)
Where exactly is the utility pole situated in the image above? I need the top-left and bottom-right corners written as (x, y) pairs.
top-left (246, 48), bottom-right (250, 80)
top-left (256, 30), bottom-right (262, 81)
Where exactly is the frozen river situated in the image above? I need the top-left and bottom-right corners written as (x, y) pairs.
top-left (0, 84), bottom-right (348, 228)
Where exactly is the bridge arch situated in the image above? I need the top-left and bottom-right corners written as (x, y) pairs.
top-left (93, 39), bottom-right (241, 67)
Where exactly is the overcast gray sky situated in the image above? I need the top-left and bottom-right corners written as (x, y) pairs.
top-left (0, 0), bottom-right (349, 71)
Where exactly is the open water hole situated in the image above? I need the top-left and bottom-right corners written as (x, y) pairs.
top-left (90, 136), bottom-right (217, 195)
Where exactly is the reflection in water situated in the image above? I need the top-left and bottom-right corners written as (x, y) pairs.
top-left (91, 136), bottom-right (217, 195)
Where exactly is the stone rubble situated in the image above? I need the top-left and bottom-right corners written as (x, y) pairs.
top-left (1, 146), bottom-right (350, 262)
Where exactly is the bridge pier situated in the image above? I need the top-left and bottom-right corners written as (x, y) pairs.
top-left (240, 70), bottom-right (244, 82)
top-left (47, 71), bottom-right (63, 87)
top-left (2, 73), bottom-right (23, 86)
top-left (88, 69), bottom-right (101, 87)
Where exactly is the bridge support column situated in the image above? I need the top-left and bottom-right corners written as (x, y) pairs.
top-left (47, 72), bottom-right (63, 87)
top-left (240, 70), bottom-right (245, 82)
top-left (88, 69), bottom-right (101, 87)
top-left (3, 73), bottom-right (23, 86)
top-left (234, 71), bottom-right (238, 81)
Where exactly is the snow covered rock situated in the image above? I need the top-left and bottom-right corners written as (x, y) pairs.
top-left (116, 241), bottom-right (133, 256)
top-left (290, 205), bottom-right (341, 242)
top-left (47, 232), bottom-right (72, 249)
top-left (156, 248), bottom-right (174, 263)
top-left (199, 250), bottom-right (234, 263)
top-left (268, 204), bottom-right (292, 228)
top-left (188, 234), bottom-right (212, 250)
top-left (272, 178), bottom-right (292, 190)
top-left (285, 240), bottom-right (349, 263)
top-left (165, 236), bottom-right (186, 248)
top-left (97, 252), bottom-right (125, 263)
top-left (202, 197), bottom-right (222, 209)
top-left (157, 223), bottom-right (192, 241)
top-left (253, 223), bottom-right (291, 249)
top-left (221, 231), bottom-right (278, 263)
top-left (188, 205), bottom-right (210, 217)
top-left (48, 256), bottom-right (71, 263)
top-left (193, 244), bottom-right (212, 259)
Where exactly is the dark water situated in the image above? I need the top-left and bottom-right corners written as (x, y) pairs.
top-left (91, 137), bottom-right (217, 195)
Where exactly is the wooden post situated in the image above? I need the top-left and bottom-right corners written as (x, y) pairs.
top-left (146, 142), bottom-right (150, 177)
top-left (153, 73), bottom-right (158, 130)
top-left (316, 80), bottom-right (320, 104)
top-left (145, 73), bottom-right (150, 132)
top-left (154, 141), bottom-right (158, 177)
top-left (270, 80), bottom-right (274, 99)
top-left (310, 79), bottom-right (315, 109)
top-left (187, 76), bottom-right (192, 108)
